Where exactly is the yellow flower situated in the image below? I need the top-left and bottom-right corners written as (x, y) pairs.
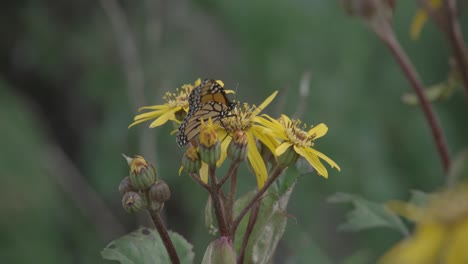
top-left (128, 79), bottom-right (202, 128)
top-left (410, 0), bottom-right (443, 40)
top-left (216, 91), bottom-right (279, 189)
top-left (260, 114), bottom-right (340, 178)
top-left (380, 184), bottom-right (468, 264)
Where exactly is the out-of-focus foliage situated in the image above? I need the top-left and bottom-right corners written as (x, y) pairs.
top-left (0, 0), bottom-right (467, 263)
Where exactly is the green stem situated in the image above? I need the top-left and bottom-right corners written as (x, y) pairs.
top-left (237, 201), bottom-right (261, 264)
top-left (232, 165), bottom-right (284, 236)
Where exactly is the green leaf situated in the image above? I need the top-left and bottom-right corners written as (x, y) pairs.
top-left (327, 193), bottom-right (409, 236)
top-left (101, 227), bottom-right (194, 264)
top-left (201, 237), bottom-right (236, 264)
top-left (234, 181), bottom-right (296, 264)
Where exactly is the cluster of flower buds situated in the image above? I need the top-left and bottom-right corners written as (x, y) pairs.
top-left (120, 155), bottom-right (171, 213)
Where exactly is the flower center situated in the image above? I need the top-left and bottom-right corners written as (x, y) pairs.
top-left (223, 103), bottom-right (255, 133)
top-left (281, 118), bottom-right (313, 148)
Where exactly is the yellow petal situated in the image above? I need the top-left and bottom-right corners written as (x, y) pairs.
top-left (410, 10), bottom-right (428, 40)
top-left (276, 142), bottom-right (293, 156)
top-left (251, 125), bottom-right (279, 154)
top-left (445, 219), bottom-right (468, 264)
top-left (294, 145), bottom-right (328, 178)
top-left (379, 222), bottom-right (445, 264)
top-left (217, 133), bottom-right (231, 167)
top-left (200, 162), bottom-right (209, 183)
top-left (256, 115), bottom-right (288, 140)
top-left (279, 114), bottom-right (291, 124)
top-left (178, 166), bottom-right (184, 176)
top-left (129, 117), bottom-right (153, 128)
top-left (149, 109), bottom-right (176, 128)
top-left (134, 109), bottom-right (167, 120)
top-left (386, 200), bottom-right (425, 222)
top-left (252, 91), bottom-right (278, 116)
top-left (308, 148), bottom-right (340, 171)
top-left (247, 132), bottom-right (268, 189)
top-left (138, 104), bottom-right (171, 111)
top-left (194, 78), bottom-right (201, 87)
top-left (307, 123), bottom-right (328, 139)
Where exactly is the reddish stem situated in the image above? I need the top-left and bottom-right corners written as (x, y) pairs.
top-left (383, 33), bottom-right (451, 174)
top-left (148, 210), bottom-right (180, 264)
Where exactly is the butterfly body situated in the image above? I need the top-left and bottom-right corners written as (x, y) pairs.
top-left (176, 79), bottom-right (236, 146)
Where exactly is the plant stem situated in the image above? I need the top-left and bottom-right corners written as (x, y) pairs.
top-left (446, 0), bottom-right (468, 96)
top-left (148, 209), bottom-right (180, 264)
top-left (209, 166), bottom-right (230, 237)
top-left (217, 162), bottom-right (240, 189)
top-left (232, 165), bottom-right (284, 235)
top-left (237, 201), bottom-right (261, 264)
top-left (383, 32), bottom-right (451, 174)
top-left (189, 173), bottom-right (210, 190)
top-left (225, 166), bottom-right (239, 235)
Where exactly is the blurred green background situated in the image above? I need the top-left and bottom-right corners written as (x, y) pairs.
top-left (1, 0), bottom-right (467, 263)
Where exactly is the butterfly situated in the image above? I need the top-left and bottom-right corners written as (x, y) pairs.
top-left (176, 79), bottom-right (236, 146)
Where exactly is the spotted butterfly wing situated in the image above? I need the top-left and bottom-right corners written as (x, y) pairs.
top-left (176, 79), bottom-right (235, 146)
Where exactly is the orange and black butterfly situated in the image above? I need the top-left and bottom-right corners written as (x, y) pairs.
top-left (176, 79), bottom-right (236, 146)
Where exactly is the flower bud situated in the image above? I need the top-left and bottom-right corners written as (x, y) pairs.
top-left (202, 237), bottom-right (236, 264)
top-left (198, 118), bottom-right (221, 166)
top-left (122, 191), bottom-right (146, 213)
top-left (124, 155), bottom-right (158, 190)
top-left (119, 176), bottom-right (136, 195)
top-left (182, 145), bottom-right (202, 174)
top-left (277, 146), bottom-right (299, 168)
top-left (149, 180), bottom-right (171, 204)
top-left (227, 130), bottom-right (248, 162)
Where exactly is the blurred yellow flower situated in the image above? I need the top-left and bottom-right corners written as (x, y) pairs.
top-left (260, 114), bottom-right (340, 178)
top-left (380, 184), bottom-right (468, 264)
top-left (410, 0), bottom-right (442, 40)
top-left (128, 79), bottom-right (201, 128)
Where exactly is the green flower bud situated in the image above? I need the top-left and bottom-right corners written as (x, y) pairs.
top-left (202, 237), bottom-right (236, 264)
top-left (199, 119), bottom-right (221, 166)
top-left (182, 145), bottom-right (202, 174)
top-left (124, 155), bottom-right (158, 190)
top-left (149, 180), bottom-right (171, 204)
top-left (278, 146), bottom-right (299, 168)
top-left (119, 176), bottom-right (135, 195)
top-left (227, 130), bottom-right (248, 162)
top-left (122, 191), bottom-right (146, 213)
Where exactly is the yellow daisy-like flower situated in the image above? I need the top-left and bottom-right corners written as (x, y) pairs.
top-left (260, 114), bottom-right (340, 178)
top-left (128, 79), bottom-right (202, 128)
top-left (410, 0), bottom-right (442, 40)
top-left (380, 184), bottom-right (468, 264)
top-left (216, 91), bottom-right (279, 189)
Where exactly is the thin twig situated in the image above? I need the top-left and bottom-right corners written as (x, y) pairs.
top-left (383, 32), bottom-right (451, 174)
top-left (225, 165), bottom-right (239, 235)
top-left (208, 166), bottom-right (229, 237)
top-left (237, 201), bottom-right (261, 264)
top-left (217, 161), bottom-right (240, 189)
top-left (42, 143), bottom-right (125, 240)
top-left (148, 209), bottom-right (180, 264)
top-left (232, 166), bottom-right (284, 235)
top-left (189, 173), bottom-right (210, 190)
top-left (445, 0), bottom-right (468, 96)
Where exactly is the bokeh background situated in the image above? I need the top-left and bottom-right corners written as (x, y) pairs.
top-left (1, 0), bottom-right (467, 263)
